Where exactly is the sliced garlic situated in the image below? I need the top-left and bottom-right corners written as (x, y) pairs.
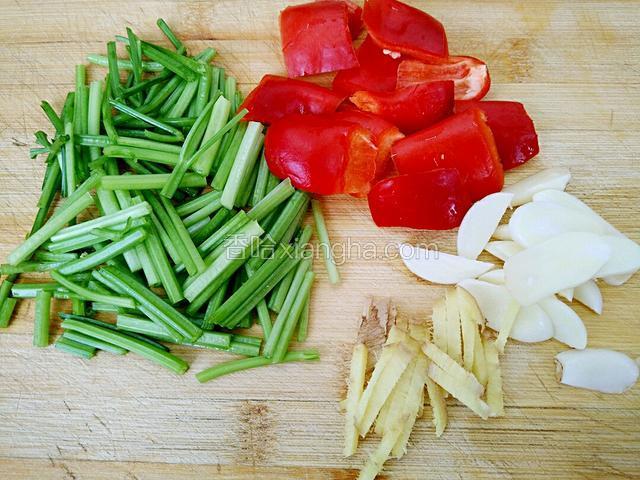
top-left (532, 189), bottom-right (621, 236)
top-left (477, 269), bottom-right (505, 285)
top-left (558, 288), bottom-right (574, 302)
top-left (484, 241), bottom-right (523, 262)
top-left (457, 192), bottom-right (514, 260)
top-left (510, 304), bottom-right (554, 343)
top-left (595, 235), bottom-right (640, 278)
top-left (457, 279), bottom-right (515, 332)
top-left (492, 224), bottom-right (512, 241)
top-left (503, 167), bottom-right (571, 206)
top-left (509, 201), bottom-right (608, 247)
top-left (504, 232), bottom-right (611, 306)
top-left (573, 280), bottom-right (603, 314)
top-left (400, 244), bottom-right (494, 285)
top-left (538, 296), bottom-right (587, 349)
top-left (602, 272), bottom-right (635, 286)
top-left (555, 349), bottom-right (639, 394)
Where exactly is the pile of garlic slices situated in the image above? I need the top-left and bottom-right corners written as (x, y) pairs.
top-left (401, 167), bottom-right (640, 394)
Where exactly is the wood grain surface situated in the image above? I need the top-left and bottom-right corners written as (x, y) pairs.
top-left (1, 1), bottom-right (639, 478)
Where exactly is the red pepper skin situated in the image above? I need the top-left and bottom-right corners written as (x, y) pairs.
top-left (392, 108), bottom-right (504, 201)
top-left (332, 35), bottom-right (400, 96)
top-left (397, 56), bottom-right (491, 101)
top-left (362, 0), bottom-right (448, 61)
top-left (368, 169), bottom-right (472, 229)
top-left (265, 114), bottom-right (378, 195)
top-left (455, 100), bottom-right (539, 170)
top-left (280, 1), bottom-right (359, 77)
top-left (328, 0), bottom-right (363, 38)
top-left (332, 108), bottom-right (404, 177)
top-left (350, 80), bottom-right (454, 134)
top-left (238, 75), bottom-right (344, 125)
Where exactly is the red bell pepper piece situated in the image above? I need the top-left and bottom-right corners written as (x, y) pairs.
top-left (280, 1), bottom-right (359, 77)
top-left (392, 108), bottom-right (504, 201)
top-left (265, 114), bottom-right (378, 195)
top-left (332, 35), bottom-right (400, 96)
top-left (333, 108), bottom-right (404, 177)
top-left (397, 56), bottom-right (491, 101)
top-left (362, 0), bottom-right (448, 61)
top-left (455, 100), bottom-right (539, 170)
top-left (238, 75), bottom-right (344, 125)
top-left (350, 80), bottom-right (454, 134)
top-left (368, 169), bottom-right (472, 229)
top-left (316, 0), bottom-right (364, 38)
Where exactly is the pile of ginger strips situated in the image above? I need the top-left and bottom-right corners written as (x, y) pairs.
top-left (343, 289), bottom-right (503, 480)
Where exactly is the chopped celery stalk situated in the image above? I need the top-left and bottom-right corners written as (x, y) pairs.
top-left (196, 350), bottom-right (319, 383)
top-left (212, 122), bottom-right (246, 190)
top-left (10, 282), bottom-right (67, 298)
top-left (0, 298), bottom-right (18, 328)
top-left (62, 330), bottom-right (128, 355)
top-left (98, 266), bottom-right (201, 342)
top-left (156, 18), bottom-right (186, 54)
top-left (7, 193), bottom-right (94, 266)
top-left (50, 270), bottom-right (136, 309)
top-left (159, 196), bottom-right (206, 274)
top-left (247, 178), bottom-right (294, 221)
top-left (51, 202), bottom-right (151, 243)
top-left (71, 298), bottom-right (86, 316)
top-left (86, 53), bottom-right (163, 72)
top-left (272, 271), bottom-right (315, 362)
top-left (55, 336), bottom-right (96, 359)
top-left (63, 122), bottom-right (76, 195)
top-left (312, 199), bottom-right (340, 285)
top-left (0, 261), bottom-right (68, 275)
top-left (57, 227), bottom-right (147, 275)
top-left (184, 223), bottom-right (262, 302)
top-left (297, 296), bottom-right (311, 342)
top-left (103, 145), bottom-right (179, 165)
top-left (87, 80), bottom-right (104, 160)
top-left (263, 258), bottom-right (312, 358)
top-left (140, 41), bottom-right (205, 80)
top-left (198, 210), bottom-right (249, 255)
top-left (61, 318), bottom-right (188, 374)
top-left (192, 95), bottom-right (231, 176)
top-left (218, 125), bottom-right (262, 209)
top-left (145, 222), bottom-right (184, 304)
top-left (194, 65), bottom-right (213, 116)
top-left (160, 100), bottom-right (214, 199)
top-left (165, 79), bottom-right (198, 118)
top-left (212, 247), bottom-right (299, 329)
top-left (251, 152), bottom-right (270, 206)
top-left (176, 190), bottom-right (222, 217)
top-left (110, 100), bottom-right (184, 140)
top-left (100, 173), bottom-right (206, 190)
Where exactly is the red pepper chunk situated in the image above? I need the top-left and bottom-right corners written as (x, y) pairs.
top-left (332, 108), bottom-right (404, 177)
top-left (238, 75), bottom-right (344, 125)
top-left (455, 100), bottom-right (539, 170)
top-left (332, 35), bottom-right (401, 96)
top-left (280, 1), bottom-right (359, 77)
top-left (363, 0), bottom-right (448, 61)
top-left (392, 108), bottom-right (504, 201)
top-left (368, 169), bottom-right (472, 229)
top-left (397, 56), bottom-right (491, 101)
top-left (265, 114), bottom-right (378, 195)
top-left (350, 80), bottom-right (454, 134)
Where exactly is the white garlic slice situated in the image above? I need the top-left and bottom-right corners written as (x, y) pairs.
top-left (509, 201), bottom-right (608, 247)
top-left (503, 167), bottom-right (571, 206)
top-left (510, 304), bottom-right (554, 343)
top-left (485, 241), bottom-right (523, 262)
top-left (504, 232), bottom-right (611, 306)
top-left (400, 244), bottom-right (494, 285)
top-left (457, 279), bottom-right (515, 332)
top-left (492, 224), bottom-right (512, 241)
top-left (457, 192), bottom-right (514, 260)
top-left (595, 235), bottom-right (640, 278)
top-left (573, 280), bottom-right (603, 315)
top-left (555, 349), bottom-right (639, 394)
top-left (477, 269), bottom-right (505, 285)
top-left (538, 296), bottom-right (587, 349)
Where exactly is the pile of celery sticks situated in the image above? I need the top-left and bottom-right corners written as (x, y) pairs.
top-left (0, 20), bottom-right (327, 382)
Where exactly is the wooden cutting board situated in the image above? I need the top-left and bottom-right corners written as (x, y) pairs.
top-left (0, 1), bottom-right (638, 478)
